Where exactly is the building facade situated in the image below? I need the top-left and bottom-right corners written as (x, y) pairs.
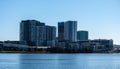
top-left (58, 22), bottom-right (65, 41)
top-left (45, 26), bottom-right (56, 46)
top-left (64, 21), bottom-right (77, 42)
top-left (77, 31), bottom-right (88, 41)
top-left (20, 20), bottom-right (56, 46)
top-left (20, 20), bottom-right (45, 46)
top-left (91, 39), bottom-right (113, 51)
top-left (36, 26), bottom-right (46, 46)
top-left (58, 21), bottom-right (77, 42)
top-left (78, 39), bottom-right (113, 52)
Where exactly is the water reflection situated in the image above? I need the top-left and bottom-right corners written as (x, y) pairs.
top-left (0, 54), bottom-right (120, 69)
top-left (19, 54), bottom-right (80, 69)
top-left (0, 54), bottom-right (20, 69)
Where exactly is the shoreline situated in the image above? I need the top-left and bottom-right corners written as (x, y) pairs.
top-left (0, 51), bottom-right (119, 54)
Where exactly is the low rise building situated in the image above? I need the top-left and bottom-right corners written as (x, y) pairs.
top-left (78, 39), bottom-right (113, 52)
top-left (3, 41), bottom-right (28, 51)
top-left (91, 39), bottom-right (113, 51)
top-left (0, 41), bottom-right (3, 50)
top-left (77, 31), bottom-right (88, 41)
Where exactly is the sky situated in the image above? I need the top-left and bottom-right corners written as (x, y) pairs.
top-left (0, 0), bottom-right (120, 44)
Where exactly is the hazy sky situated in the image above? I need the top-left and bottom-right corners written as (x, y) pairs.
top-left (0, 0), bottom-right (120, 44)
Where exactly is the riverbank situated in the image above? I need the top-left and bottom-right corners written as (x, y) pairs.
top-left (0, 51), bottom-right (119, 54)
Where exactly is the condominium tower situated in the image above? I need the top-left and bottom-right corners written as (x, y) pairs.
top-left (20, 20), bottom-right (56, 46)
top-left (58, 21), bottom-right (77, 42)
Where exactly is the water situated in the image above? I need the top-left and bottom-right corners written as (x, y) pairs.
top-left (0, 54), bottom-right (120, 69)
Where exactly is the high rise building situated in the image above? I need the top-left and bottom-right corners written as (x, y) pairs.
top-left (45, 26), bottom-right (56, 46)
top-left (58, 21), bottom-right (77, 42)
top-left (77, 31), bottom-right (88, 41)
top-left (36, 26), bottom-right (46, 46)
top-left (58, 22), bottom-right (65, 41)
top-left (20, 20), bottom-right (45, 46)
top-left (20, 20), bottom-right (56, 46)
top-left (64, 21), bottom-right (77, 42)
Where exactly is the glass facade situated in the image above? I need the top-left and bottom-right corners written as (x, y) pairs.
top-left (20, 20), bottom-right (56, 46)
top-left (77, 31), bottom-right (88, 41)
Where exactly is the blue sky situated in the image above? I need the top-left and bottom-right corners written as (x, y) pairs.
top-left (0, 0), bottom-right (120, 44)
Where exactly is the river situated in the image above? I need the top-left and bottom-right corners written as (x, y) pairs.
top-left (0, 53), bottom-right (120, 69)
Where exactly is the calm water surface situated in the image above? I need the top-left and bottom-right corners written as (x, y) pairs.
top-left (0, 53), bottom-right (120, 69)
